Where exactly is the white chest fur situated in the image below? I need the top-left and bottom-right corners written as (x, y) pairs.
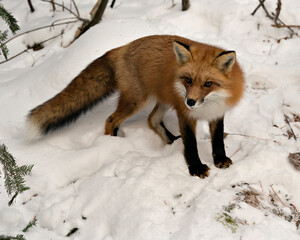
top-left (174, 82), bottom-right (231, 121)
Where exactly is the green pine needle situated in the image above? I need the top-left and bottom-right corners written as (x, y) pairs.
top-left (22, 216), bottom-right (37, 232)
top-left (0, 30), bottom-right (9, 60)
top-left (0, 4), bottom-right (20, 60)
top-left (0, 234), bottom-right (26, 240)
top-left (0, 144), bottom-right (34, 206)
top-left (0, 4), bottom-right (20, 34)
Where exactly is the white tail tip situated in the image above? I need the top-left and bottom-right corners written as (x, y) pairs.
top-left (25, 119), bottom-right (43, 141)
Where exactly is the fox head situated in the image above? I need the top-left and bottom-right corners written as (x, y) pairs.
top-left (173, 40), bottom-right (238, 120)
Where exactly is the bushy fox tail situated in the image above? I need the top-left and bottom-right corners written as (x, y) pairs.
top-left (26, 56), bottom-right (116, 140)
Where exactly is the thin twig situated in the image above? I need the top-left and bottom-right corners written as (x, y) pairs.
top-left (71, 0), bottom-right (80, 17)
top-left (258, 181), bottom-right (263, 192)
top-left (270, 185), bottom-right (285, 207)
top-left (273, 15), bottom-right (296, 36)
top-left (251, 0), bottom-right (299, 39)
top-left (251, 0), bottom-right (265, 16)
top-left (273, 0), bottom-right (281, 25)
top-left (1, 27), bottom-right (69, 64)
top-left (4, 20), bottom-right (79, 45)
top-left (41, 0), bottom-right (89, 23)
top-left (110, 0), bottom-right (116, 8)
top-left (260, 0), bottom-right (274, 20)
top-left (284, 114), bottom-right (297, 141)
top-left (0, 49), bottom-right (28, 64)
top-left (229, 146), bottom-right (242, 158)
top-left (272, 24), bottom-right (300, 28)
top-left (226, 133), bottom-right (273, 142)
top-left (50, 0), bottom-right (56, 11)
top-left (27, 0), bottom-right (35, 12)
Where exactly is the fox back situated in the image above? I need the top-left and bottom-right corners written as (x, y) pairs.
top-left (110, 35), bottom-right (244, 121)
top-left (27, 35), bottom-right (244, 139)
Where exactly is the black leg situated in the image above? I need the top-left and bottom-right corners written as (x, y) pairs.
top-left (160, 121), bottom-right (181, 144)
top-left (180, 120), bottom-right (209, 178)
top-left (209, 117), bottom-right (232, 168)
top-left (113, 127), bottom-right (119, 136)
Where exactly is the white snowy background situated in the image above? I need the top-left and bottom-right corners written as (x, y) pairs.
top-left (0, 0), bottom-right (300, 239)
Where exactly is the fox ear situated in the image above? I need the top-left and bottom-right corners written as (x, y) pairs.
top-left (173, 41), bottom-right (192, 65)
top-left (213, 51), bottom-right (236, 73)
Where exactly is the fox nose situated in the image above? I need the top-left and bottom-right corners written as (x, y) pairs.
top-left (187, 99), bottom-right (196, 107)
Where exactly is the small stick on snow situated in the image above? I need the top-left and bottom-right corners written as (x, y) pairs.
top-left (284, 115), bottom-right (297, 141)
top-left (270, 185), bottom-right (285, 207)
top-left (272, 24), bottom-right (300, 28)
top-left (229, 146), bottom-right (242, 158)
top-left (251, 0), bottom-right (299, 39)
top-left (259, 181), bottom-right (263, 192)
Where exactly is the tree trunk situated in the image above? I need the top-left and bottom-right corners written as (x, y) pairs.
top-left (74, 0), bottom-right (109, 40)
top-left (27, 0), bottom-right (35, 12)
top-left (182, 0), bottom-right (190, 11)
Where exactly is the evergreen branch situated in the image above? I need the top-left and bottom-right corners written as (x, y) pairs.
top-left (22, 216), bottom-right (37, 232)
top-left (0, 30), bottom-right (9, 60)
top-left (8, 192), bottom-right (19, 206)
top-left (0, 30), bottom-right (8, 42)
top-left (0, 4), bottom-right (20, 34)
top-left (0, 144), bottom-right (33, 206)
top-left (0, 234), bottom-right (25, 240)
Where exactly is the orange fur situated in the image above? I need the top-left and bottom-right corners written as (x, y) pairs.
top-left (27, 35), bottom-right (245, 178)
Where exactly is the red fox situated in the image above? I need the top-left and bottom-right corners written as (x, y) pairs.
top-left (27, 35), bottom-right (244, 178)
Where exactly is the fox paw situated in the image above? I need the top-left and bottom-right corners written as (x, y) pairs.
top-left (214, 157), bottom-right (232, 169)
top-left (167, 135), bottom-right (181, 145)
top-left (117, 129), bottom-right (125, 137)
top-left (189, 164), bottom-right (210, 178)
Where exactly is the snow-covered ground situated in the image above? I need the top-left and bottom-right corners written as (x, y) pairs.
top-left (1, 0), bottom-right (300, 239)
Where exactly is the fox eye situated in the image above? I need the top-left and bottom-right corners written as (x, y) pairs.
top-left (183, 77), bottom-right (192, 84)
top-left (204, 81), bottom-right (213, 87)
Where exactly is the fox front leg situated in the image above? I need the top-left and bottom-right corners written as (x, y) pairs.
top-left (209, 117), bottom-right (232, 168)
top-left (178, 115), bottom-right (210, 178)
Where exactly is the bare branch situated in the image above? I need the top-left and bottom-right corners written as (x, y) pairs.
top-left (251, 0), bottom-right (300, 39)
top-left (50, 0), bottom-right (56, 11)
top-left (0, 49), bottom-right (28, 64)
top-left (27, 0), bottom-right (35, 12)
top-left (0, 31), bottom-right (65, 65)
top-left (251, 0), bottom-right (264, 16)
top-left (274, 0), bottom-right (282, 25)
top-left (4, 20), bottom-right (79, 45)
top-left (272, 24), bottom-right (300, 28)
top-left (71, 0), bottom-right (80, 17)
top-left (110, 0), bottom-right (116, 8)
top-left (251, 0), bottom-right (273, 20)
top-left (41, 0), bottom-right (89, 23)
